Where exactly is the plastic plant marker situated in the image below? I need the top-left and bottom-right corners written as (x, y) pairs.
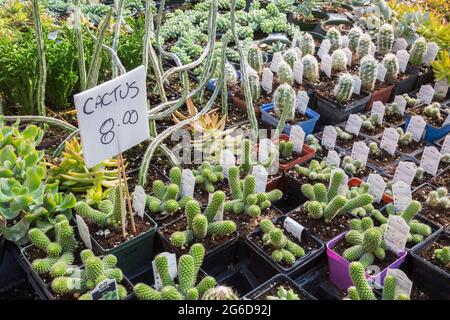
top-left (420, 146), bottom-right (441, 176)
top-left (152, 252), bottom-right (177, 290)
top-left (289, 126), bottom-right (305, 153)
top-left (367, 174), bottom-right (386, 203)
top-left (396, 50), bottom-right (410, 73)
top-left (262, 67), bottom-right (274, 93)
top-left (327, 150), bottom-right (341, 167)
top-left (284, 217), bottom-right (304, 242)
top-left (434, 79), bottom-right (449, 98)
top-left (295, 91), bottom-right (309, 114)
top-left (380, 127), bottom-right (399, 155)
top-left (394, 95), bottom-right (407, 115)
top-left (385, 269), bottom-right (413, 298)
top-left (369, 42), bottom-right (376, 55)
top-left (271, 53), bottom-right (284, 72)
top-left (351, 141), bottom-right (369, 166)
top-left (343, 48), bottom-right (352, 66)
top-left (320, 54), bottom-right (332, 78)
top-left (384, 215), bottom-right (410, 254)
top-left (252, 165), bottom-right (268, 194)
top-left (220, 150), bottom-right (236, 178)
top-left (406, 115), bottom-right (426, 142)
top-left (341, 35), bottom-right (349, 48)
top-left (392, 38), bottom-right (408, 52)
top-left (392, 181), bottom-right (412, 213)
top-left (322, 125), bottom-right (337, 150)
top-left (132, 185), bottom-right (147, 218)
top-left (293, 60), bottom-right (303, 84)
top-left (353, 75), bottom-right (361, 95)
top-left (441, 134), bottom-right (450, 154)
top-left (377, 64), bottom-right (387, 83)
top-left (346, 114), bottom-right (363, 136)
top-left (318, 39), bottom-right (331, 59)
top-left (76, 215), bottom-right (92, 250)
top-left (423, 42), bottom-right (439, 66)
top-left (393, 161), bottom-right (417, 186)
top-left (181, 169), bottom-right (196, 198)
top-left (417, 85), bottom-right (435, 105)
top-left (371, 101), bottom-right (385, 125)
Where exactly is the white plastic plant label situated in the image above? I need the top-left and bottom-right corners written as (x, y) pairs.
top-left (393, 95), bottom-right (407, 115)
top-left (258, 138), bottom-right (275, 164)
top-left (406, 115), bottom-right (426, 142)
top-left (393, 161), bottom-right (417, 186)
top-left (371, 101), bottom-right (385, 125)
top-left (441, 134), bottom-right (450, 154)
top-left (353, 75), bottom-right (361, 95)
top-left (132, 185), bottom-right (147, 218)
top-left (74, 66), bottom-right (150, 168)
top-left (345, 114), bottom-right (363, 136)
top-left (209, 193), bottom-right (224, 221)
top-left (91, 278), bottom-right (119, 300)
top-left (48, 30), bottom-right (59, 41)
top-left (76, 215), bottom-right (92, 250)
top-left (330, 169), bottom-right (348, 196)
top-left (152, 252), bottom-right (177, 290)
top-left (434, 78), bottom-right (449, 99)
top-left (252, 164), bottom-right (268, 194)
top-left (385, 269), bottom-right (413, 298)
top-left (380, 127), bottom-right (399, 155)
top-left (367, 174), bottom-right (386, 203)
top-left (180, 169), bottom-right (196, 198)
top-left (417, 84), bottom-right (435, 105)
top-left (293, 60), bottom-right (303, 84)
top-left (322, 126), bottom-right (337, 150)
top-left (317, 39), bottom-right (331, 59)
top-left (261, 67), bottom-right (273, 93)
top-left (326, 150), bottom-right (341, 168)
top-left (283, 217), bottom-right (304, 242)
top-left (392, 38), bottom-right (408, 53)
top-left (351, 141), bottom-right (369, 166)
top-left (294, 47), bottom-right (303, 60)
top-left (341, 35), bottom-right (349, 48)
top-left (369, 42), bottom-right (376, 55)
top-left (295, 90), bottom-right (309, 114)
top-left (420, 146), bottom-right (441, 176)
top-left (396, 50), bottom-right (410, 73)
top-left (392, 181), bottom-right (412, 213)
top-left (423, 42), bottom-right (439, 66)
top-left (343, 48), bottom-right (352, 66)
top-left (270, 52), bottom-right (284, 73)
top-left (320, 54), bottom-right (332, 78)
top-left (377, 63), bottom-right (387, 83)
top-left (384, 214), bottom-right (410, 254)
top-left (220, 149), bottom-right (236, 178)
top-left (290, 126), bottom-right (305, 153)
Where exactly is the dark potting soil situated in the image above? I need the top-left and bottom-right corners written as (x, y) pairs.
top-left (151, 209), bottom-right (183, 228)
top-left (127, 165), bottom-right (169, 196)
top-left (384, 113), bottom-right (404, 127)
top-left (420, 236), bottom-right (450, 274)
top-left (291, 13), bottom-right (323, 24)
top-left (321, 4), bottom-right (350, 14)
top-left (287, 207), bottom-right (350, 242)
top-left (249, 219), bottom-right (321, 269)
top-left (193, 180), bottom-right (231, 208)
top-left (430, 169), bottom-right (450, 189)
top-left (38, 125), bottom-right (71, 153)
top-left (332, 236), bottom-right (399, 271)
top-left (412, 184), bottom-right (434, 203)
top-left (147, 79), bottom-right (179, 107)
top-left (159, 216), bottom-right (237, 255)
top-left (366, 151), bottom-right (401, 171)
top-left (87, 214), bottom-right (155, 251)
top-left (256, 281), bottom-right (307, 300)
top-left (397, 140), bottom-right (425, 155)
top-left (407, 106), bottom-right (446, 128)
top-left (224, 208), bottom-right (282, 238)
top-left (410, 285), bottom-right (430, 300)
top-left (0, 281), bottom-right (39, 300)
top-left (412, 184), bottom-right (449, 228)
top-left (336, 134), bottom-right (361, 150)
top-left (268, 109), bottom-right (309, 125)
top-left (360, 124), bottom-right (385, 137)
top-left (279, 150), bottom-right (303, 165)
top-left (229, 84), bottom-right (272, 112)
top-left (322, 23), bottom-right (351, 34)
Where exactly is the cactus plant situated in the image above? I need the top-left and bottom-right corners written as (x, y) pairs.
top-left (377, 24), bottom-right (394, 55)
top-left (409, 37), bottom-right (427, 68)
top-left (294, 159), bottom-right (335, 182)
top-left (278, 139), bottom-right (294, 158)
top-left (202, 286), bottom-right (239, 300)
top-left (224, 62), bottom-right (238, 87)
top-left (238, 139), bottom-right (276, 175)
top-left (277, 61), bottom-right (294, 85)
top-left (248, 45), bottom-right (264, 74)
top-left (359, 55), bottom-right (378, 92)
top-left (283, 48), bottom-right (300, 69)
top-left (385, 102), bottom-right (402, 118)
top-left (395, 128), bottom-right (413, 146)
top-left (192, 162), bottom-right (225, 193)
top-left (305, 134), bottom-right (322, 154)
top-left (334, 73), bottom-right (354, 104)
top-left (331, 49), bottom-right (348, 73)
top-left (266, 286), bottom-right (300, 300)
top-left (299, 32), bottom-right (315, 56)
top-left (326, 27), bottom-right (342, 51)
top-left (273, 83), bottom-right (296, 122)
top-left (342, 226), bottom-right (384, 267)
top-left (341, 156), bottom-right (366, 177)
top-left (302, 54), bottom-right (319, 83)
top-left (247, 68), bottom-right (261, 101)
top-left (357, 33), bottom-right (372, 61)
top-left (383, 53), bottom-right (399, 84)
top-left (426, 188), bottom-right (450, 209)
top-left (423, 102), bottom-right (442, 121)
top-left (435, 246), bottom-right (450, 265)
top-left (348, 26), bottom-right (363, 53)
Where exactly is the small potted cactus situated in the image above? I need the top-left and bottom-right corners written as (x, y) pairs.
top-left (319, 19), bottom-right (353, 35)
top-left (341, 155), bottom-right (375, 179)
top-left (384, 101), bottom-right (404, 127)
top-left (408, 37), bottom-right (436, 89)
top-left (366, 141), bottom-right (402, 172)
top-left (290, 158), bottom-right (336, 186)
top-left (288, 2), bottom-right (330, 32)
top-left (395, 127), bottom-right (425, 157)
top-left (273, 134), bottom-right (316, 171)
top-left (413, 185), bottom-right (450, 228)
top-left (244, 274), bottom-right (315, 300)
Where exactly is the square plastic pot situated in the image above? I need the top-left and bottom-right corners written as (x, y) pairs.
top-left (411, 230), bottom-right (450, 299)
top-left (272, 175), bottom-right (309, 214)
top-left (315, 94), bottom-right (371, 125)
top-left (389, 67), bottom-right (420, 100)
top-left (326, 231), bottom-right (407, 291)
top-left (287, 11), bottom-right (330, 32)
top-left (403, 113), bottom-right (450, 143)
top-left (364, 84), bottom-right (395, 112)
top-left (260, 103), bottom-right (320, 136)
top-left (0, 241), bottom-right (27, 294)
top-left (348, 177), bottom-right (393, 204)
top-left (413, 68), bottom-right (434, 90)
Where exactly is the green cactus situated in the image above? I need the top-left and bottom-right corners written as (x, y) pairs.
top-left (202, 286), bottom-right (239, 300)
top-left (348, 262), bottom-right (376, 300)
top-left (348, 26), bottom-right (363, 53)
top-left (278, 61), bottom-right (294, 85)
top-left (178, 255), bottom-right (195, 296)
top-left (134, 283), bottom-right (162, 300)
top-left (409, 37), bottom-right (427, 67)
top-left (357, 33), bottom-right (372, 61)
top-left (279, 140), bottom-right (294, 158)
top-left (426, 189), bottom-right (449, 209)
top-left (435, 246), bottom-right (450, 265)
top-left (334, 73), bottom-right (354, 104)
top-left (302, 54), bottom-right (320, 83)
top-left (266, 286), bottom-right (300, 300)
top-left (359, 55), bottom-right (378, 92)
top-left (248, 45), bottom-right (264, 74)
top-left (247, 69), bottom-right (261, 101)
top-left (224, 62), bottom-right (238, 86)
top-left (283, 48), bottom-right (300, 69)
top-left (331, 49), bottom-right (347, 73)
top-left (400, 200), bottom-right (421, 224)
top-left (382, 53), bottom-right (399, 84)
top-left (192, 162), bottom-right (225, 193)
top-left (273, 83), bottom-right (295, 120)
top-left (377, 24), bottom-right (394, 54)
top-left (326, 27), bottom-right (342, 51)
top-left (300, 32), bottom-right (315, 56)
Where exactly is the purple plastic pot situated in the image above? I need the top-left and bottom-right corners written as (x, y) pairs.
top-left (326, 232), bottom-right (407, 291)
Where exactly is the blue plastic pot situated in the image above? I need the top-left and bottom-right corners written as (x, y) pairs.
top-left (403, 113), bottom-right (450, 143)
top-left (260, 103), bottom-right (320, 135)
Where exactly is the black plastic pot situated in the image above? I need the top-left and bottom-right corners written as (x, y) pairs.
top-left (0, 241), bottom-right (27, 294)
top-left (287, 11), bottom-right (330, 32)
top-left (411, 230), bottom-right (450, 299)
top-left (273, 175), bottom-right (309, 214)
top-left (318, 19), bottom-right (353, 35)
top-left (389, 66), bottom-right (420, 100)
top-left (413, 67), bottom-right (434, 90)
top-left (244, 274), bottom-right (316, 300)
top-left (315, 93), bottom-right (371, 125)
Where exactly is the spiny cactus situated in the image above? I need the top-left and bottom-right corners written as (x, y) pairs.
top-left (359, 55), bottom-right (378, 92)
top-left (238, 139), bottom-right (276, 175)
top-left (302, 54), bottom-right (319, 83)
top-left (377, 24), bottom-right (394, 55)
top-left (435, 246), bottom-right (450, 265)
top-left (403, 94), bottom-right (418, 107)
top-left (396, 127), bottom-right (413, 146)
top-left (266, 286), bottom-right (300, 300)
top-left (248, 45), bottom-right (264, 74)
top-left (192, 162), bottom-right (225, 193)
top-left (360, 114), bottom-right (379, 132)
top-left (300, 32), bottom-right (315, 56)
top-left (385, 102), bottom-right (402, 118)
top-left (279, 139), bottom-right (294, 158)
top-left (341, 156), bottom-right (365, 176)
top-left (426, 188), bottom-right (449, 209)
top-left (336, 127), bottom-right (353, 141)
top-left (334, 73), bottom-right (354, 104)
top-left (283, 48), bottom-right (300, 69)
top-left (382, 53), bottom-right (399, 84)
top-left (202, 286), bottom-right (239, 300)
top-left (409, 37), bottom-right (427, 68)
top-left (294, 159), bottom-right (334, 182)
top-left (247, 68), bottom-right (261, 101)
top-left (273, 83), bottom-right (296, 121)
top-left (369, 141), bottom-right (382, 156)
top-left (347, 262), bottom-right (376, 300)
top-left (342, 226), bottom-right (384, 267)
top-left (305, 134), bottom-right (322, 154)
top-left (331, 49), bottom-right (348, 73)
top-left (326, 27), bottom-right (342, 51)
top-left (224, 62), bottom-right (238, 86)
top-left (278, 61), bottom-right (294, 85)
top-left (348, 26), bottom-right (363, 53)
top-left (423, 102), bottom-right (442, 120)
top-left (357, 33), bottom-right (372, 61)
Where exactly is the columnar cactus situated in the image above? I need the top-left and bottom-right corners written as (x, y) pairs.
top-left (357, 33), bottom-right (372, 61)
top-left (300, 32), bottom-right (315, 56)
top-left (326, 27), bottom-right (342, 51)
top-left (273, 83), bottom-right (295, 120)
top-left (302, 54), bottom-right (319, 83)
top-left (435, 246), bottom-right (450, 265)
top-left (224, 62), bottom-right (238, 86)
top-left (377, 24), bottom-right (394, 55)
top-left (409, 37), bottom-right (427, 67)
top-left (248, 45), bottom-right (264, 74)
top-left (342, 227), bottom-right (385, 267)
top-left (348, 26), bottom-right (363, 53)
top-left (359, 55), bottom-right (378, 92)
top-left (382, 53), bottom-right (399, 84)
top-left (247, 69), bottom-right (261, 101)
top-left (278, 61), bottom-right (294, 85)
top-left (331, 49), bottom-right (348, 72)
top-left (283, 48), bottom-right (300, 69)
top-left (334, 73), bottom-right (354, 104)
top-left (348, 262), bottom-right (377, 300)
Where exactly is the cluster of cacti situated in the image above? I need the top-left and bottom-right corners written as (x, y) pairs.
top-left (134, 244), bottom-right (216, 300)
top-left (344, 183), bottom-right (376, 217)
top-left (423, 102), bottom-right (442, 120)
top-left (357, 33), bottom-right (372, 61)
top-left (266, 286), bottom-right (300, 300)
top-left (326, 27), bottom-right (342, 51)
top-left (409, 37), bottom-right (427, 68)
top-left (278, 139), bottom-right (294, 158)
top-left (348, 26), bottom-right (363, 53)
top-left (202, 286), bottom-right (239, 300)
top-left (277, 61), bottom-right (294, 85)
top-left (169, 195), bottom-right (236, 248)
top-left (336, 127), bottom-right (353, 141)
top-left (426, 187), bottom-right (449, 209)
top-left (238, 138), bottom-right (276, 175)
top-left (334, 73), bottom-right (354, 104)
top-left (331, 49), bottom-right (347, 72)
top-left (382, 53), bottom-right (399, 84)
top-left (385, 102), bottom-right (402, 118)
top-left (435, 246), bottom-right (450, 266)
top-left (259, 219), bottom-right (305, 266)
top-left (341, 156), bottom-right (365, 176)
top-left (192, 162), bottom-right (225, 193)
top-left (299, 32), bottom-right (315, 57)
top-left (294, 159), bottom-right (335, 182)
top-left (247, 45), bottom-right (264, 74)
top-left (359, 55), bottom-right (378, 92)
top-left (302, 169), bottom-right (374, 223)
top-left (396, 128), bottom-right (413, 146)
top-left (377, 24), bottom-right (394, 55)
top-left (360, 114), bottom-right (380, 131)
top-left (369, 141), bottom-right (382, 157)
top-left (305, 134), bottom-right (323, 153)
top-left (403, 94), bottom-right (418, 107)
top-left (302, 54), bottom-right (320, 83)
top-left (414, 166), bottom-right (425, 183)
top-left (224, 167), bottom-right (283, 218)
top-left (273, 83), bottom-right (296, 121)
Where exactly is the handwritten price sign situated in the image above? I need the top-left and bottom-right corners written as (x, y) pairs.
top-left (74, 66), bottom-right (149, 167)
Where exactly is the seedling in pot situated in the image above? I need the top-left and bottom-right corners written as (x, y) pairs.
top-left (360, 113), bottom-right (383, 136)
top-left (426, 187), bottom-right (450, 209)
top-left (384, 102), bottom-right (403, 126)
top-left (395, 127), bottom-right (423, 154)
top-left (435, 246), bottom-right (450, 267)
top-left (367, 141), bottom-right (401, 171)
top-left (293, 159), bottom-right (335, 184)
top-left (266, 286), bottom-right (300, 300)
top-left (305, 134), bottom-right (323, 155)
top-left (341, 156), bottom-right (367, 177)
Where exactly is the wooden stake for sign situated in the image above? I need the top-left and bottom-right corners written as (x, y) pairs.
top-left (118, 153), bottom-right (137, 234)
top-left (118, 165), bottom-right (127, 239)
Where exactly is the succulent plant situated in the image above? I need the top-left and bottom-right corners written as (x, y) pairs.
top-left (377, 24), bottom-right (394, 55)
top-left (294, 159), bottom-right (334, 182)
top-left (302, 54), bottom-right (320, 83)
top-left (395, 127), bottom-right (413, 146)
top-left (336, 127), bottom-right (353, 141)
top-left (409, 37), bottom-right (427, 68)
top-left (382, 53), bottom-right (399, 84)
top-left (299, 32), bottom-right (315, 57)
top-left (341, 156), bottom-right (366, 176)
top-left (274, 83), bottom-right (296, 122)
top-left (331, 49), bottom-right (348, 73)
top-left (283, 48), bottom-right (300, 69)
top-left (403, 94), bottom-right (418, 107)
top-left (426, 188), bottom-right (449, 209)
top-left (357, 33), bottom-right (372, 61)
top-left (192, 162), bottom-right (225, 193)
top-left (247, 68), bottom-right (261, 101)
top-left (360, 114), bottom-right (379, 132)
top-left (359, 55), bottom-right (378, 92)
top-left (348, 26), bottom-right (363, 53)
top-left (277, 61), bottom-right (294, 85)
top-left (368, 141), bottom-right (382, 157)
top-left (326, 27), bottom-right (342, 51)
top-left (266, 286), bottom-right (300, 300)
top-left (238, 138), bottom-right (276, 175)
top-left (224, 62), bottom-right (238, 87)
top-left (385, 102), bottom-right (402, 118)
top-left (248, 45), bottom-right (264, 74)
top-left (423, 102), bottom-right (442, 120)
top-left (278, 139), bottom-right (294, 158)
top-left (334, 73), bottom-right (354, 104)
top-left (202, 286), bottom-right (239, 300)
top-left (305, 134), bottom-right (322, 153)
top-left (435, 246), bottom-right (450, 266)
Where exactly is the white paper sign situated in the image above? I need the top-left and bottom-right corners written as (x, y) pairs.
top-left (393, 95), bottom-right (407, 115)
top-left (284, 217), bottom-right (304, 241)
top-left (271, 52), bottom-right (284, 72)
top-left (353, 75), bottom-right (361, 95)
top-left (290, 126), bottom-right (305, 153)
top-left (377, 64), bottom-right (387, 82)
top-left (396, 50), bottom-right (410, 73)
top-left (420, 146), bottom-right (441, 175)
top-left (380, 127), bottom-right (399, 155)
top-left (351, 141), bottom-right (369, 166)
top-left (386, 269), bottom-right (413, 298)
top-left (317, 39), bottom-right (331, 59)
top-left (261, 67), bottom-right (273, 93)
top-left (345, 114), bottom-right (363, 136)
top-left (341, 36), bottom-right (349, 48)
top-left (220, 150), bottom-right (236, 178)
top-left (294, 47), bottom-right (303, 60)
top-left (369, 42), bottom-right (376, 55)
top-left (423, 42), bottom-right (439, 66)
top-left (320, 54), bottom-right (332, 78)
top-left (293, 60), bottom-right (303, 84)
top-left (295, 91), bottom-right (309, 114)
top-left (153, 252), bottom-right (177, 290)
top-left (343, 48), bottom-right (352, 66)
top-left (74, 66), bottom-right (149, 167)
top-left (48, 30), bottom-right (59, 40)
top-left (326, 150), bottom-right (341, 167)
top-left (322, 126), bottom-right (337, 150)
top-left (384, 215), bottom-right (410, 254)
top-left (392, 38), bottom-right (408, 53)
top-left (441, 134), bottom-right (450, 154)
top-left (76, 215), bottom-right (92, 250)
top-left (259, 138), bottom-right (274, 164)
top-left (371, 101), bottom-right (385, 125)
top-left (181, 169), bottom-right (195, 198)
top-left (392, 181), bottom-right (412, 213)
top-left (367, 174), bottom-right (386, 203)
top-left (434, 78), bottom-right (449, 98)
top-left (417, 84), bottom-right (435, 105)
top-left (393, 161), bottom-right (416, 186)
top-left (132, 185), bottom-right (147, 218)
top-left (406, 115), bottom-right (426, 142)
top-left (252, 165), bottom-right (268, 194)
